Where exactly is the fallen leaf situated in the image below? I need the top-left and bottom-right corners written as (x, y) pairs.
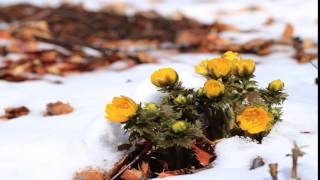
top-left (120, 168), bottom-right (143, 180)
top-left (156, 168), bottom-right (195, 178)
top-left (44, 101), bottom-right (74, 116)
top-left (9, 40), bottom-right (38, 53)
top-left (140, 161), bottom-right (150, 177)
top-left (10, 21), bottom-right (51, 40)
top-left (264, 17), bottom-right (275, 26)
top-left (0, 106), bottom-right (30, 120)
top-left (176, 30), bottom-right (206, 46)
top-left (192, 144), bottom-right (213, 166)
top-left (157, 171), bottom-right (179, 178)
top-left (0, 29), bottom-right (11, 39)
top-left (294, 51), bottom-right (318, 63)
top-left (73, 168), bottom-right (106, 180)
top-left (211, 21), bottom-right (240, 33)
top-left (303, 38), bottom-right (316, 49)
top-left (282, 23), bottom-right (294, 43)
top-left (105, 154), bottom-right (129, 178)
top-left (104, 2), bottom-right (128, 14)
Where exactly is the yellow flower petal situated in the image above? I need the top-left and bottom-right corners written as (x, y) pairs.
top-left (235, 59), bottom-right (256, 77)
top-left (105, 96), bottom-right (138, 123)
top-left (195, 60), bottom-right (209, 75)
top-left (151, 68), bottom-right (178, 87)
top-left (236, 106), bottom-right (273, 134)
top-left (207, 58), bottom-right (232, 78)
top-left (203, 79), bottom-right (225, 98)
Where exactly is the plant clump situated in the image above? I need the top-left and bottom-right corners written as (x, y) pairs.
top-left (101, 51), bottom-right (288, 179)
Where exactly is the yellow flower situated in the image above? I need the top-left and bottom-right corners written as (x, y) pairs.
top-left (207, 58), bottom-right (232, 78)
top-left (145, 103), bottom-right (158, 110)
top-left (203, 79), bottom-right (225, 98)
top-left (171, 121), bottom-right (187, 133)
top-left (235, 59), bottom-right (256, 77)
top-left (151, 68), bottom-right (178, 87)
top-left (195, 60), bottom-right (209, 75)
top-left (236, 106), bottom-right (273, 134)
top-left (105, 96), bottom-right (138, 123)
top-left (268, 79), bottom-right (284, 91)
top-left (223, 51), bottom-right (241, 61)
top-left (174, 95), bottom-right (187, 104)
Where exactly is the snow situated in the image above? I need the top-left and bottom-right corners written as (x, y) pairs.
top-left (0, 0), bottom-right (318, 180)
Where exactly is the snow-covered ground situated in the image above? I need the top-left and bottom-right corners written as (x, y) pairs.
top-left (0, 0), bottom-right (318, 179)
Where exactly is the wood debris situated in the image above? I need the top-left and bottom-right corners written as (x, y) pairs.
top-left (269, 163), bottom-right (278, 180)
top-left (290, 143), bottom-right (305, 179)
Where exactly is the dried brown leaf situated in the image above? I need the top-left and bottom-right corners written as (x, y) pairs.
top-left (192, 144), bottom-right (213, 166)
top-left (104, 2), bottom-right (128, 14)
top-left (211, 22), bottom-right (241, 33)
top-left (44, 101), bottom-right (74, 116)
top-left (73, 169), bottom-right (106, 180)
top-left (0, 106), bottom-right (30, 120)
top-left (0, 29), bottom-right (11, 39)
top-left (140, 161), bottom-right (150, 177)
top-left (157, 171), bottom-right (179, 178)
top-left (176, 30), bottom-right (206, 46)
top-left (264, 17), bottom-right (275, 26)
top-left (10, 21), bottom-right (51, 40)
top-left (9, 40), bottom-right (38, 53)
top-left (120, 168), bottom-right (143, 180)
top-left (282, 23), bottom-right (294, 43)
top-left (156, 168), bottom-right (195, 178)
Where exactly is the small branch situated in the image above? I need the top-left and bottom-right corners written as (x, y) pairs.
top-left (201, 137), bottom-right (224, 147)
top-left (291, 143), bottom-right (305, 179)
top-left (110, 146), bottom-right (151, 180)
top-left (269, 163), bottom-right (278, 180)
top-left (308, 60), bottom-right (318, 69)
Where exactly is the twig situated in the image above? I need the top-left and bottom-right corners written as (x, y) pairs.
top-left (201, 137), bottom-right (224, 147)
top-left (269, 163), bottom-right (278, 180)
top-left (309, 61), bottom-right (318, 69)
top-left (110, 146), bottom-right (151, 180)
top-left (291, 143), bottom-right (305, 179)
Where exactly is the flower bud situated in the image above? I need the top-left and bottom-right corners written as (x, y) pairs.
top-left (197, 87), bottom-right (204, 96)
top-left (151, 68), bottom-right (178, 87)
top-left (268, 79), bottom-right (284, 91)
top-left (270, 108), bottom-right (280, 118)
top-left (223, 51), bottom-right (241, 61)
top-left (145, 103), bottom-right (158, 110)
top-left (235, 59), bottom-right (255, 77)
top-left (171, 121), bottom-right (187, 133)
top-left (195, 60), bottom-right (209, 76)
top-left (207, 58), bottom-right (232, 78)
top-left (174, 95), bottom-right (187, 104)
top-left (203, 79), bottom-right (225, 98)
